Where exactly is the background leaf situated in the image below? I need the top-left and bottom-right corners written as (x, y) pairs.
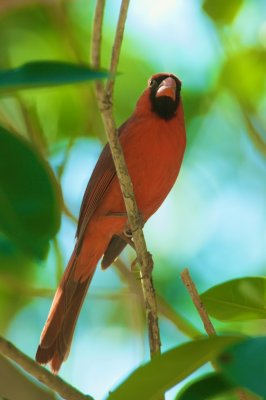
top-left (218, 337), bottom-right (266, 398)
top-left (0, 61), bottom-right (109, 92)
top-left (0, 126), bottom-right (61, 259)
top-left (175, 373), bottom-right (237, 400)
top-left (107, 336), bottom-right (242, 400)
top-left (221, 49), bottom-right (266, 106)
top-left (202, 0), bottom-right (244, 24)
top-left (201, 277), bottom-right (266, 321)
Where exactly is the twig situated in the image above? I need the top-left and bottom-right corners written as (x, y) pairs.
top-left (91, 0), bottom-right (161, 358)
top-left (91, 0), bottom-right (106, 95)
top-left (91, 0), bottom-right (106, 70)
top-left (181, 268), bottom-right (215, 335)
top-left (0, 337), bottom-right (94, 400)
top-left (105, 0), bottom-right (130, 98)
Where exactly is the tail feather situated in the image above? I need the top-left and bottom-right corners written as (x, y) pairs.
top-left (36, 250), bottom-right (94, 373)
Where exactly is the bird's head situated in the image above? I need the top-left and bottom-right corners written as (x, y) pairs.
top-left (148, 73), bottom-right (181, 120)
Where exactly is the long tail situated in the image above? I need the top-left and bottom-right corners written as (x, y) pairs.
top-left (35, 248), bottom-right (95, 373)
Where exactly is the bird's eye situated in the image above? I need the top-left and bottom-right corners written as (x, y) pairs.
top-left (149, 79), bottom-right (155, 87)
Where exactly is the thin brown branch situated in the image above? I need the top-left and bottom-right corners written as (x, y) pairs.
top-left (91, 0), bottom-right (106, 69)
top-left (0, 337), bottom-right (94, 400)
top-left (105, 0), bottom-right (130, 98)
top-left (91, 0), bottom-right (106, 95)
top-left (181, 268), bottom-right (216, 335)
top-left (91, 0), bottom-right (161, 359)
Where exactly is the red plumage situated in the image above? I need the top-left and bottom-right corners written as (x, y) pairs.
top-left (36, 73), bottom-right (186, 372)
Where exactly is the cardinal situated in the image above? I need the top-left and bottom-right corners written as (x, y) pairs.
top-left (36, 72), bottom-right (186, 372)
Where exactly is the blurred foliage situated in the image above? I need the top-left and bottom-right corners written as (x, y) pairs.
top-left (0, 0), bottom-right (265, 399)
top-left (203, 0), bottom-right (244, 25)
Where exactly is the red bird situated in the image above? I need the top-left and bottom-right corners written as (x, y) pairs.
top-left (36, 73), bottom-right (186, 372)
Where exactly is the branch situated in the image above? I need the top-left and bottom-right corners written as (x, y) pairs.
top-left (91, 0), bottom-right (106, 70)
top-left (181, 268), bottom-right (215, 335)
top-left (91, 0), bottom-right (106, 95)
top-left (91, 0), bottom-right (161, 358)
top-left (105, 0), bottom-right (129, 98)
top-left (0, 337), bottom-right (94, 400)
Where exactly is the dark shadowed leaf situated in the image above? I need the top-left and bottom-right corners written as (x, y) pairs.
top-left (0, 61), bottom-right (109, 92)
top-left (218, 337), bottom-right (266, 398)
top-left (107, 336), bottom-right (243, 400)
top-left (0, 126), bottom-right (61, 259)
top-left (201, 277), bottom-right (266, 321)
top-left (175, 373), bottom-right (237, 400)
top-left (202, 0), bottom-right (243, 24)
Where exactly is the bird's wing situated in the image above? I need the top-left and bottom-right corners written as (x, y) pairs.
top-left (76, 142), bottom-right (116, 243)
top-left (76, 121), bottom-right (130, 245)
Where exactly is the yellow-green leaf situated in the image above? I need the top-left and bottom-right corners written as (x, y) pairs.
top-left (201, 277), bottom-right (266, 321)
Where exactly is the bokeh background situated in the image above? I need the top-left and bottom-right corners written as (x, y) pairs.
top-left (0, 0), bottom-right (266, 399)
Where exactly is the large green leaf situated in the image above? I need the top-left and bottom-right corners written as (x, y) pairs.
top-left (175, 373), bottom-right (237, 400)
top-left (107, 336), bottom-right (243, 400)
top-left (0, 61), bottom-right (109, 92)
top-left (218, 337), bottom-right (266, 398)
top-left (201, 277), bottom-right (266, 321)
top-left (202, 0), bottom-right (243, 25)
top-left (0, 126), bottom-right (61, 259)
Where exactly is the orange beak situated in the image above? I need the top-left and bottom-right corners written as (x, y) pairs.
top-left (155, 76), bottom-right (176, 101)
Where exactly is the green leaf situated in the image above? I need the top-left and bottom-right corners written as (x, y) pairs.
top-left (106, 336), bottom-right (243, 400)
top-left (201, 277), bottom-right (266, 321)
top-left (0, 61), bottom-right (109, 92)
top-left (218, 337), bottom-right (266, 398)
top-left (202, 0), bottom-right (243, 25)
top-left (221, 49), bottom-right (266, 105)
top-left (175, 373), bottom-right (237, 400)
top-left (0, 126), bottom-right (61, 259)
